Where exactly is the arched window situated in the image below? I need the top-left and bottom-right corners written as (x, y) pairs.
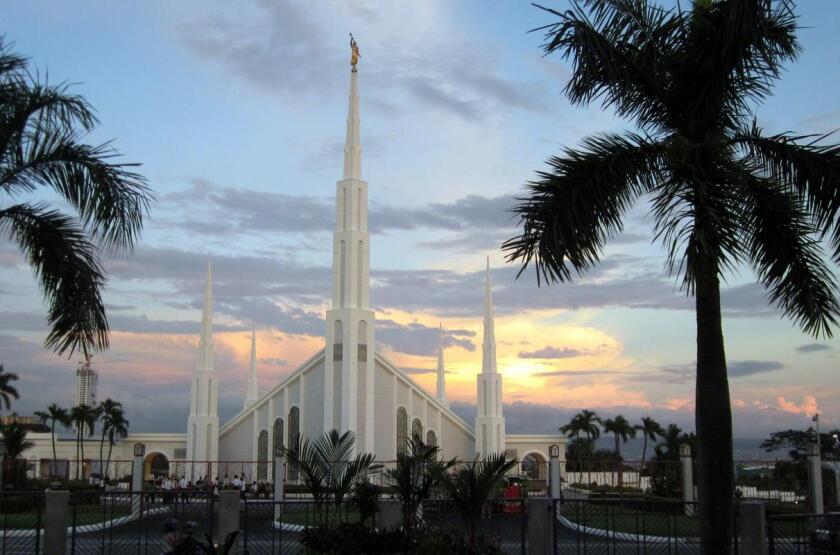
top-left (521, 453), bottom-right (546, 481)
top-left (273, 417), bottom-right (284, 456)
top-left (411, 418), bottom-right (423, 440)
top-left (257, 430), bottom-right (269, 480)
top-left (396, 407), bottom-right (408, 456)
top-left (288, 407), bottom-right (300, 481)
top-left (426, 429), bottom-right (437, 448)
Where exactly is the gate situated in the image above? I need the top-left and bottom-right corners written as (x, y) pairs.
top-left (767, 512), bottom-right (840, 554)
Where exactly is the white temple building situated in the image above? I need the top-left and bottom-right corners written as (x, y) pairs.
top-left (25, 59), bottom-right (564, 482)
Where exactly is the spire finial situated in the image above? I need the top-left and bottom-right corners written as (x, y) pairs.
top-left (197, 257), bottom-right (214, 373)
top-left (342, 45), bottom-right (362, 180)
top-left (482, 257), bottom-right (497, 375)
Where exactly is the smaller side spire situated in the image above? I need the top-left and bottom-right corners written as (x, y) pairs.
top-left (244, 328), bottom-right (258, 409)
top-left (197, 257), bottom-right (214, 373)
top-left (436, 323), bottom-right (448, 407)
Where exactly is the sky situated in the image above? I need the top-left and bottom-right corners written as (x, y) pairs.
top-left (2, 0), bottom-right (839, 443)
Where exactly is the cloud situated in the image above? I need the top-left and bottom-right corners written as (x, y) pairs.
top-left (795, 343), bottom-right (830, 354)
top-left (519, 346), bottom-right (585, 359)
top-left (728, 360), bottom-right (784, 378)
top-left (653, 360), bottom-right (784, 383)
top-left (776, 395), bottom-right (819, 416)
top-left (376, 319), bottom-right (475, 356)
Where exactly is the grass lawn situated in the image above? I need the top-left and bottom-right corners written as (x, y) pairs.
top-left (1, 503), bottom-right (131, 529)
top-left (557, 503), bottom-right (700, 538)
top-left (274, 505), bottom-right (363, 527)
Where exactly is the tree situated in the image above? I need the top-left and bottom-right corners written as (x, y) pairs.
top-left (34, 403), bottom-right (71, 477)
top-left (284, 430), bottom-right (378, 527)
top-left (70, 404), bottom-right (100, 479)
top-left (434, 453), bottom-right (517, 546)
top-left (104, 412), bottom-right (129, 480)
top-left (503, 2), bottom-right (840, 550)
top-left (637, 416), bottom-right (664, 471)
top-left (97, 399), bottom-right (124, 476)
top-left (761, 428), bottom-right (840, 461)
top-left (386, 433), bottom-right (455, 530)
top-left (1, 420), bottom-right (34, 459)
top-left (0, 365), bottom-right (19, 411)
top-left (602, 415), bottom-right (636, 457)
top-left (0, 39), bottom-right (151, 357)
top-left (560, 410), bottom-right (601, 481)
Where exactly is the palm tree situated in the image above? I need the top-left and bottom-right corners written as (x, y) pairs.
top-left (104, 412), bottom-right (129, 480)
top-left (435, 453), bottom-right (517, 546)
top-left (602, 415), bottom-right (636, 457)
top-left (503, 2), bottom-right (840, 549)
top-left (1, 420), bottom-right (34, 459)
top-left (386, 433), bottom-right (456, 530)
top-left (636, 416), bottom-right (664, 471)
top-left (284, 430), bottom-right (378, 527)
top-left (0, 366), bottom-right (19, 410)
top-left (0, 39), bottom-right (151, 357)
top-left (560, 410), bottom-right (601, 482)
top-left (70, 404), bottom-right (100, 480)
top-left (97, 399), bottom-right (123, 476)
top-left (34, 403), bottom-right (71, 477)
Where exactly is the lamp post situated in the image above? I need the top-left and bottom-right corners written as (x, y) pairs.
top-left (548, 444), bottom-right (561, 499)
top-left (273, 443), bottom-right (285, 520)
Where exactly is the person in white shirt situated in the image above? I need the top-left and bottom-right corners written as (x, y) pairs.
top-left (233, 475), bottom-right (241, 490)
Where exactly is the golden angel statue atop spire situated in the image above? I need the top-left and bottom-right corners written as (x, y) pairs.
top-left (350, 33), bottom-right (360, 72)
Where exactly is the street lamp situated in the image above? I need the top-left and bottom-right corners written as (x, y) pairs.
top-left (549, 444), bottom-right (560, 459)
top-left (274, 444), bottom-right (285, 459)
top-left (134, 443), bottom-right (145, 458)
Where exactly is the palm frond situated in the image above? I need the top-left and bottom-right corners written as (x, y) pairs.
top-left (736, 170), bottom-right (840, 337)
top-left (504, 132), bottom-right (665, 284)
top-left (0, 204), bottom-right (107, 355)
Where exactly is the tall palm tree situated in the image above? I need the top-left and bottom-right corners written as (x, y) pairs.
top-left (602, 415), bottom-right (636, 457)
top-left (70, 404), bottom-right (100, 479)
top-left (0, 39), bottom-right (151, 357)
top-left (1, 420), bottom-right (34, 458)
top-left (504, 2), bottom-right (840, 549)
top-left (104, 412), bottom-right (129, 480)
top-left (34, 403), bottom-right (70, 477)
top-left (0, 366), bottom-right (19, 410)
top-left (637, 416), bottom-right (664, 470)
top-left (97, 399), bottom-right (123, 475)
top-left (560, 410), bottom-right (601, 482)
top-left (435, 453), bottom-right (517, 546)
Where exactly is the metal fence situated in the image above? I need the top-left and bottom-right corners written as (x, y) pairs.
top-left (767, 512), bottom-right (840, 554)
top-left (554, 498), bottom-right (742, 554)
top-left (0, 492), bottom-right (43, 554)
top-left (421, 498), bottom-right (527, 555)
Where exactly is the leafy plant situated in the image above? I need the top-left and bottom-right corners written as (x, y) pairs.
top-left (351, 479), bottom-right (381, 526)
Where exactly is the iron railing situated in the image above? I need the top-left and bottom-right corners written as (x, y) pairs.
top-left (0, 491), bottom-right (43, 554)
top-left (767, 512), bottom-right (840, 554)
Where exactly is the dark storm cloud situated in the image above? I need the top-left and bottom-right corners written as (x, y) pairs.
top-left (377, 319), bottom-right (475, 356)
top-left (728, 360), bottom-right (785, 377)
top-left (795, 343), bottom-right (830, 354)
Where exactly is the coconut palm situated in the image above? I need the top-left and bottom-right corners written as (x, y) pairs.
top-left (97, 399), bottom-right (123, 475)
top-left (602, 415), bottom-right (636, 458)
top-left (34, 403), bottom-right (71, 477)
top-left (435, 453), bottom-right (517, 546)
top-left (70, 404), bottom-right (100, 479)
top-left (1, 420), bottom-right (34, 459)
top-left (386, 433), bottom-right (456, 530)
top-left (637, 416), bottom-right (664, 471)
top-left (0, 39), bottom-right (151, 357)
top-left (284, 430), bottom-right (378, 527)
top-left (104, 412), bottom-right (129, 479)
top-left (504, 1), bottom-right (840, 549)
top-left (0, 365), bottom-right (19, 411)
top-left (560, 410), bottom-right (601, 481)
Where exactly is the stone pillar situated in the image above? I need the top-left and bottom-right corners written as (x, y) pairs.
top-left (527, 498), bottom-right (554, 555)
top-left (739, 502), bottom-right (767, 555)
top-left (44, 490), bottom-right (69, 555)
top-left (807, 444), bottom-right (823, 514)
top-left (680, 444), bottom-right (694, 515)
top-left (273, 452), bottom-right (285, 521)
top-left (217, 490), bottom-right (240, 544)
top-left (549, 445), bottom-right (562, 499)
top-left (131, 443), bottom-right (145, 518)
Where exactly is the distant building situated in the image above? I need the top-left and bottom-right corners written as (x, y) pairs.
top-left (74, 358), bottom-right (98, 407)
top-left (0, 415), bottom-right (49, 433)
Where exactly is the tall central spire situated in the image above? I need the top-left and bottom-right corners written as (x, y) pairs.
top-left (342, 70), bottom-right (362, 180)
top-left (324, 52), bottom-right (376, 454)
top-left (197, 258), bottom-right (214, 373)
top-left (482, 256), bottom-right (497, 375)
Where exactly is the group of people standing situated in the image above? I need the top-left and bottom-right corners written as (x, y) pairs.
top-left (145, 473), bottom-right (274, 502)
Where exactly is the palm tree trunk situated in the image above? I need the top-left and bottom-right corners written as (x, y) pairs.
top-left (75, 426), bottom-right (80, 480)
top-left (99, 428), bottom-right (106, 479)
top-left (695, 268), bottom-right (734, 553)
top-left (79, 429), bottom-right (86, 480)
top-left (50, 422), bottom-right (57, 477)
top-left (106, 440), bottom-right (114, 479)
top-left (641, 438), bottom-right (647, 473)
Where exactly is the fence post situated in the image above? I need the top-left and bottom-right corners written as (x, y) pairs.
top-left (679, 444), bottom-right (694, 515)
top-left (549, 444), bottom-right (562, 499)
top-left (273, 448), bottom-right (285, 521)
top-left (807, 443), bottom-right (823, 514)
top-left (739, 502), bottom-right (767, 555)
top-left (44, 490), bottom-right (69, 555)
top-left (217, 489), bottom-right (241, 545)
top-left (131, 443), bottom-right (145, 518)
top-left (833, 462), bottom-right (840, 509)
top-left (527, 498), bottom-right (553, 555)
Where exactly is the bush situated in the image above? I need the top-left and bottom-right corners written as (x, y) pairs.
top-left (301, 523), bottom-right (415, 554)
top-left (415, 529), bottom-right (504, 555)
